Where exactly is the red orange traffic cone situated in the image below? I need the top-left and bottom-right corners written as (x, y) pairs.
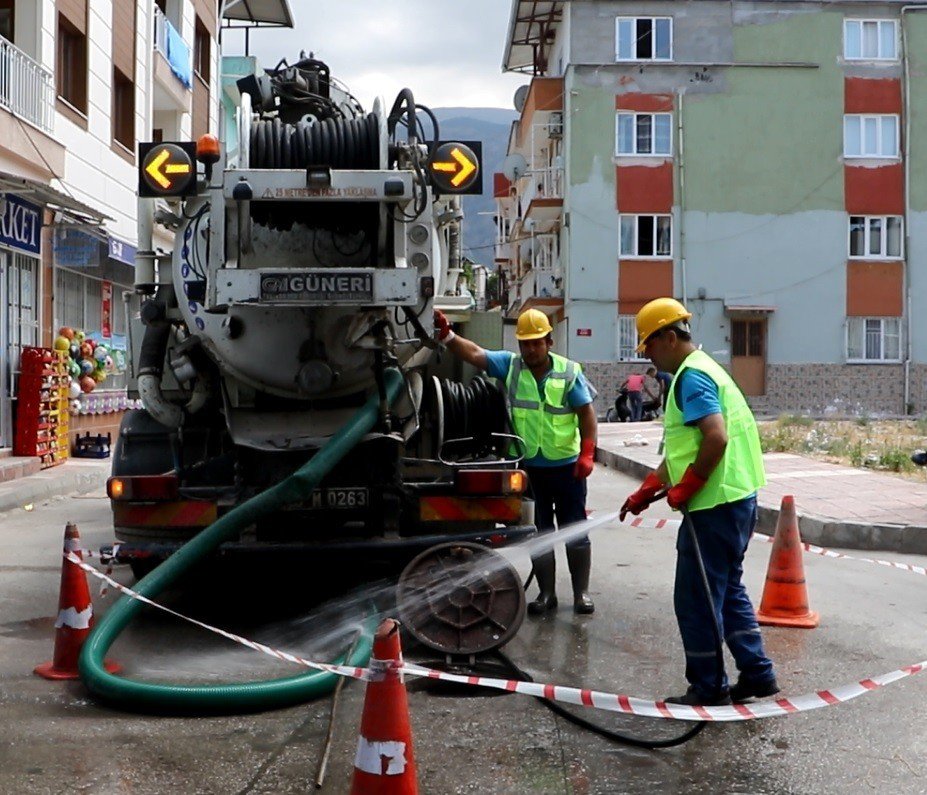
top-left (350, 618), bottom-right (418, 795)
top-left (756, 496), bottom-right (820, 629)
top-left (34, 523), bottom-right (120, 680)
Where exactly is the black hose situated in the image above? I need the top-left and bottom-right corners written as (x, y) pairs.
top-left (138, 316), bottom-right (171, 377)
top-left (249, 115), bottom-right (379, 234)
top-left (436, 377), bottom-right (509, 460)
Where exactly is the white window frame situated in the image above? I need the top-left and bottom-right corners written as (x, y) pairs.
top-left (848, 215), bottom-right (904, 259)
top-left (844, 19), bottom-right (899, 61)
top-left (615, 16), bottom-right (673, 62)
top-left (619, 214), bottom-right (673, 258)
top-left (843, 114), bottom-right (899, 159)
top-left (618, 315), bottom-right (649, 362)
top-left (615, 112), bottom-right (673, 156)
top-left (846, 316), bottom-right (902, 363)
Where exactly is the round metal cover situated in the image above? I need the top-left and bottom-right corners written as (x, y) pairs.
top-left (397, 542), bottom-right (526, 655)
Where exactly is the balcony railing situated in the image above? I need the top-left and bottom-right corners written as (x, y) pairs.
top-left (153, 6), bottom-right (192, 88)
top-left (0, 35), bottom-right (54, 134)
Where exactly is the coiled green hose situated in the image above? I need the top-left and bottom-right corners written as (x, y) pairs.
top-left (79, 368), bottom-right (403, 713)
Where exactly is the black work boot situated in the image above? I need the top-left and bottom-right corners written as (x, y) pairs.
top-left (527, 551), bottom-right (558, 615)
top-left (566, 545), bottom-right (595, 615)
top-left (728, 676), bottom-right (780, 703)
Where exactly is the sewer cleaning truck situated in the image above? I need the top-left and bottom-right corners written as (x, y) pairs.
top-left (103, 52), bottom-right (532, 657)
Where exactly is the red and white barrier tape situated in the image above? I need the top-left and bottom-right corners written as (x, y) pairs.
top-left (65, 540), bottom-right (927, 723)
top-left (625, 514), bottom-right (927, 577)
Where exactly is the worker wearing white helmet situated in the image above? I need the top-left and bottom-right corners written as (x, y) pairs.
top-left (435, 307), bottom-right (598, 615)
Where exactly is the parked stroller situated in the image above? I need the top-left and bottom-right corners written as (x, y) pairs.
top-left (605, 388), bottom-right (661, 423)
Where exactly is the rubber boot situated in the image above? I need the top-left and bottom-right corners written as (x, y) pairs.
top-left (566, 545), bottom-right (595, 615)
top-left (527, 551), bottom-right (558, 615)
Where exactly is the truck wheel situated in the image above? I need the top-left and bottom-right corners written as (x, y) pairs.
top-left (111, 409), bottom-right (175, 477)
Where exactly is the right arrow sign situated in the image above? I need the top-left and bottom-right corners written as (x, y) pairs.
top-left (429, 141), bottom-right (482, 195)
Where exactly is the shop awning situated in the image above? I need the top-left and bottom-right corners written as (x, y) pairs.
top-left (0, 172), bottom-right (110, 224)
top-left (724, 303), bottom-right (776, 315)
top-left (221, 0), bottom-right (294, 27)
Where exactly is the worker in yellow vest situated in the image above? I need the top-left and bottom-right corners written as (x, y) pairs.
top-left (619, 298), bottom-right (778, 706)
top-left (435, 308), bottom-right (598, 615)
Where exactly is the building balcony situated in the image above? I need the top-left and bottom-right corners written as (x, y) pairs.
top-left (515, 77), bottom-right (563, 150)
top-left (153, 7), bottom-right (192, 113)
top-left (0, 34), bottom-right (54, 134)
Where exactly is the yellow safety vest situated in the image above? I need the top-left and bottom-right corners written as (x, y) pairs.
top-left (664, 350), bottom-right (766, 511)
top-left (505, 351), bottom-right (581, 461)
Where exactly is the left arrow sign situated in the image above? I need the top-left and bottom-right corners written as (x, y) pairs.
top-left (145, 149), bottom-right (173, 189)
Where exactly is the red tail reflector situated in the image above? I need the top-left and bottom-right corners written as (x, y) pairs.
top-left (107, 475), bottom-right (180, 501)
top-left (455, 469), bottom-right (527, 496)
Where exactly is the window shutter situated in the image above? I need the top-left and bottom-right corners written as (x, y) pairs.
top-left (112, 2), bottom-right (136, 78)
top-left (57, 0), bottom-right (87, 35)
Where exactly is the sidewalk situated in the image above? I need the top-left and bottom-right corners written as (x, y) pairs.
top-left (0, 458), bottom-right (110, 515)
top-left (597, 421), bottom-right (927, 554)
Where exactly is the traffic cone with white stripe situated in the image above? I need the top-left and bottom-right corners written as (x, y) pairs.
top-left (756, 496), bottom-right (820, 629)
top-left (34, 523), bottom-right (120, 680)
top-left (350, 618), bottom-right (418, 795)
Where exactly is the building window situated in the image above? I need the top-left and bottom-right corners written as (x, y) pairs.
top-left (616, 112), bottom-right (672, 156)
top-left (620, 215), bottom-right (672, 257)
top-left (848, 216), bottom-right (903, 259)
top-left (845, 19), bottom-right (898, 61)
top-left (618, 315), bottom-right (648, 361)
top-left (112, 68), bottom-right (135, 152)
top-left (844, 115), bottom-right (898, 158)
top-left (194, 17), bottom-right (210, 84)
top-left (56, 14), bottom-right (87, 113)
top-left (847, 317), bottom-right (901, 362)
top-left (0, 0), bottom-right (14, 43)
top-left (616, 17), bottom-right (672, 61)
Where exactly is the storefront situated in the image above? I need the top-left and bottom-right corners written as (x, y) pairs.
top-left (53, 228), bottom-right (138, 446)
top-left (0, 193), bottom-right (42, 449)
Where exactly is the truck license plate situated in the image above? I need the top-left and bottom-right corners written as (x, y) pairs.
top-left (310, 487), bottom-right (368, 510)
top-left (260, 271), bottom-right (374, 303)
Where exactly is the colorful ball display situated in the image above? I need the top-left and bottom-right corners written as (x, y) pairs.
top-left (74, 331), bottom-right (85, 342)
top-left (92, 369), bottom-right (106, 383)
top-left (93, 345), bottom-right (108, 362)
top-left (79, 375), bottom-right (96, 394)
top-left (68, 360), bottom-right (80, 378)
top-left (68, 381), bottom-right (82, 399)
top-left (53, 336), bottom-right (70, 352)
top-left (80, 360), bottom-right (94, 376)
top-left (58, 327), bottom-right (75, 341)
top-left (80, 342), bottom-right (94, 360)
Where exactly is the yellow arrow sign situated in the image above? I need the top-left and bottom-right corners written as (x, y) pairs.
top-left (432, 147), bottom-right (477, 187)
top-left (145, 148), bottom-right (192, 190)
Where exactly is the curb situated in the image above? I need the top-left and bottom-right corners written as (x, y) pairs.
top-left (0, 461), bottom-right (110, 515)
top-left (596, 446), bottom-right (927, 555)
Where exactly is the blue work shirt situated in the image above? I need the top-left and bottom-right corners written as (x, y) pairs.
top-left (675, 368), bottom-right (722, 426)
top-left (485, 350), bottom-right (593, 467)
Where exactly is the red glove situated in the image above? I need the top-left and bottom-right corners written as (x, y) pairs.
top-left (573, 438), bottom-right (596, 479)
top-left (619, 471), bottom-right (666, 521)
top-left (434, 309), bottom-right (455, 343)
top-left (666, 465), bottom-right (707, 510)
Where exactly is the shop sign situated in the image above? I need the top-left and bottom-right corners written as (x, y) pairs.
top-left (0, 194), bottom-right (42, 255)
top-left (108, 236), bottom-right (137, 266)
top-left (54, 227), bottom-right (103, 268)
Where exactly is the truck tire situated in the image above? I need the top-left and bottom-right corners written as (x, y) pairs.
top-left (111, 409), bottom-right (175, 477)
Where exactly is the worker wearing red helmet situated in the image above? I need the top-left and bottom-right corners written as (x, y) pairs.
top-left (620, 297), bottom-right (778, 706)
top-left (435, 307), bottom-right (598, 615)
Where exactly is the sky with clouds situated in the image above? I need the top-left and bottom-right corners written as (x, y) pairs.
top-left (228, 0), bottom-right (529, 111)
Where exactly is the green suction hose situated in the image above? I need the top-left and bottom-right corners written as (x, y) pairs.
top-left (79, 368), bottom-right (404, 713)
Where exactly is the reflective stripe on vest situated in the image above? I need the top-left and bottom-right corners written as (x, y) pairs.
top-left (505, 352), bottom-right (581, 460)
top-left (664, 349), bottom-right (766, 512)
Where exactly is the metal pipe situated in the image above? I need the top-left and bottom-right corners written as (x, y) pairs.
top-left (676, 90), bottom-right (688, 306)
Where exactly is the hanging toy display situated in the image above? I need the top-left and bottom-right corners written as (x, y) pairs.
top-left (56, 326), bottom-right (123, 413)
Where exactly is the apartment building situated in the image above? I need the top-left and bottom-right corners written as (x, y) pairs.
top-left (0, 0), bottom-right (250, 449)
top-left (497, 0), bottom-right (927, 415)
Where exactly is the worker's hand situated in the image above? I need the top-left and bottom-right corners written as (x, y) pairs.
top-left (434, 309), bottom-right (455, 343)
top-left (666, 465), bottom-right (707, 510)
top-left (573, 439), bottom-right (596, 479)
top-left (619, 471), bottom-right (666, 521)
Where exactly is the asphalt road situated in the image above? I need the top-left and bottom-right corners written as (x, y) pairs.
top-left (1, 466), bottom-right (926, 794)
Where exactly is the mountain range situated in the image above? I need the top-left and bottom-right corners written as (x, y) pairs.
top-left (432, 107), bottom-right (518, 264)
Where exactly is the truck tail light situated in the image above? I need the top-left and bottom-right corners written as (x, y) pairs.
top-left (455, 469), bottom-right (527, 496)
top-left (107, 475), bottom-right (180, 501)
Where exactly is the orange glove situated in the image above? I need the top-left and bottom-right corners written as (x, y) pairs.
top-left (434, 309), bottom-right (455, 343)
top-left (619, 471), bottom-right (666, 521)
top-left (666, 465), bottom-right (707, 510)
top-left (573, 439), bottom-right (596, 479)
